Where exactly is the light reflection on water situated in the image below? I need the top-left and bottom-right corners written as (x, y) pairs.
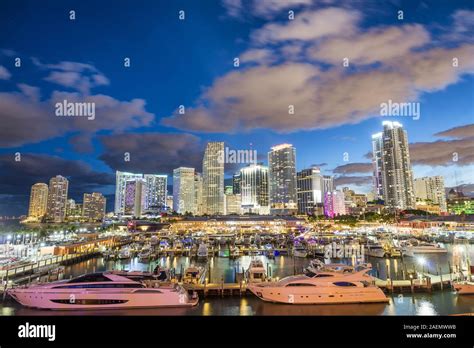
top-left (1, 246), bottom-right (473, 316)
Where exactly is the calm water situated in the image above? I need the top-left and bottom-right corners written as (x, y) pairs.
top-left (1, 244), bottom-right (473, 316)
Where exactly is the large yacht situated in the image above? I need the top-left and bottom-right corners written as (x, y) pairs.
top-left (364, 242), bottom-right (386, 258)
top-left (8, 272), bottom-right (198, 310)
top-left (197, 243), bottom-right (209, 260)
top-left (400, 240), bottom-right (447, 257)
top-left (248, 265), bottom-right (388, 305)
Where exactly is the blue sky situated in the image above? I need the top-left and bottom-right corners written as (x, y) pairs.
top-left (0, 0), bottom-right (473, 215)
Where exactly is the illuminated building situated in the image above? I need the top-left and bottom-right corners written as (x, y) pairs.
top-left (173, 167), bottom-right (196, 214)
top-left (240, 164), bottom-right (269, 215)
top-left (268, 144), bottom-right (297, 215)
top-left (28, 183), bottom-right (48, 220)
top-left (83, 192), bottom-right (107, 222)
top-left (46, 175), bottom-right (69, 223)
top-left (203, 142), bottom-right (225, 215)
top-left (324, 191), bottom-right (346, 218)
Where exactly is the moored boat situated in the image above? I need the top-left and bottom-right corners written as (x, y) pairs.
top-left (248, 264), bottom-right (388, 305)
top-left (8, 272), bottom-right (198, 310)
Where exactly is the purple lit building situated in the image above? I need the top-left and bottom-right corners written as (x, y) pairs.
top-left (324, 191), bottom-right (346, 218)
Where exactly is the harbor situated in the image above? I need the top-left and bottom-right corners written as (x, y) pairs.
top-left (1, 225), bottom-right (473, 315)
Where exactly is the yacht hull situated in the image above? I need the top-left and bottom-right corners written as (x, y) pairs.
top-left (8, 287), bottom-right (198, 310)
top-left (248, 284), bottom-right (389, 305)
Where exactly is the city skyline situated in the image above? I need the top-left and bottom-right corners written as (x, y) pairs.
top-left (22, 127), bottom-right (456, 220)
top-left (0, 0), bottom-right (473, 215)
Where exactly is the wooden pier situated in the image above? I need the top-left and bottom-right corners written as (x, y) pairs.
top-left (183, 282), bottom-right (249, 297)
top-left (374, 272), bottom-right (463, 294)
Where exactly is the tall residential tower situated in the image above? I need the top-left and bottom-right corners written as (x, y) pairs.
top-left (202, 142), bottom-right (225, 215)
top-left (268, 144), bottom-right (297, 215)
top-left (373, 121), bottom-right (415, 210)
top-left (46, 175), bottom-right (69, 222)
top-left (28, 183), bottom-right (48, 220)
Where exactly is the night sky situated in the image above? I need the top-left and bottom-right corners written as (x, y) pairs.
top-left (0, 0), bottom-right (473, 215)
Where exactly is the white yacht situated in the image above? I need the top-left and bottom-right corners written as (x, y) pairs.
top-left (138, 245), bottom-right (152, 261)
top-left (8, 272), bottom-right (198, 310)
top-left (248, 265), bottom-right (388, 305)
top-left (400, 240), bottom-right (447, 257)
top-left (292, 245), bottom-right (308, 258)
top-left (117, 247), bottom-right (131, 260)
top-left (197, 243), bottom-right (209, 260)
top-left (364, 243), bottom-right (386, 258)
top-left (246, 260), bottom-right (267, 283)
top-left (182, 265), bottom-right (206, 284)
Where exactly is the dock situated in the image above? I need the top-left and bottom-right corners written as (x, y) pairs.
top-left (374, 271), bottom-right (463, 293)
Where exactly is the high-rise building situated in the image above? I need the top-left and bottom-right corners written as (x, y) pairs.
top-left (232, 172), bottom-right (241, 194)
top-left (194, 172), bottom-right (204, 216)
top-left (373, 121), bottom-right (415, 210)
top-left (324, 191), bottom-right (346, 218)
top-left (225, 194), bottom-right (241, 215)
top-left (83, 192), bottom-right (106, 222)
top-left (115, 171), bottom-right (143, 215)
top-left (322, 175), bottom-right (334, 198)
top-left (173, 167), bottom-right (196, 214)
top-left (28, 183), bottom-right (48, 220)
top-left (203, 142), bottom-right (225, 215)
top-left (46, 175), bottom-right (69, 223)
top-left (414, 176), bottom-right (447, 212)
top-left (143, 174), bottom-right (167, 213)
top-left (240, 164), bottom-right (269, 215)
top-left (268, 144), bottom-right (297, 215)
top-left (124, 179), bottom-right (145, 217)
top-left (66, 199), bottom-right (82, 219)
top-left (166, 195), bottom-right (174, 211)
top-left (372, 132), bottom-right (384, 199)
top-left (297, 167), bottom-right (324, 214)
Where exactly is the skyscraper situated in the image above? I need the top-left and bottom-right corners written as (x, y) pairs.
top-left (143, 174), bottom-right (167, 213)
top-left (115, 171), bottom-right (143, 215)
top-left (194, 172), bottom-right (204, 216)
top-left (203, 142), bottom-right (225, 215)
top-left (372, 132), bottom-right (384, 199)
top-left (268, 144), bottom-right (297, 215)
top-left (232, 172), bottom-right (241, 194)
top-left (374, 121), bottom-right (415, 210)
top-left (414, 176), bottom-right (447, 212)
top-left (324, 190), bottom-right (346, 218)
top-left (83, 192), bottom-right (107, 222)
top-left (46, 175), bottom-right (69, 223)
top-left (322, 175), bottom-right (334, 199)
top-left (124, 179), bottom-right (146, 217)
top-left (297, 167), bottom-right (323, 214)
top-left (28, 183), bottom-right (48, 220)
top-left (173, 167), bottom-right (196, 214)
top-left (240, 164), bottom-right (269, 215)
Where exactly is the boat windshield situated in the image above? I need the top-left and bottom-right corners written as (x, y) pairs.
top-left (67, 273), bottom-right (112, 283)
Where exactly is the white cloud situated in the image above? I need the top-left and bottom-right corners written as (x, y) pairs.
top-left (0, 65), bottom-right (11, 80)
top-left (251, 8), bottom-right (361, 44)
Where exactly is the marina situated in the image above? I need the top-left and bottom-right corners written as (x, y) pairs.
top-left (1, 227), bottom-right (473, 315)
